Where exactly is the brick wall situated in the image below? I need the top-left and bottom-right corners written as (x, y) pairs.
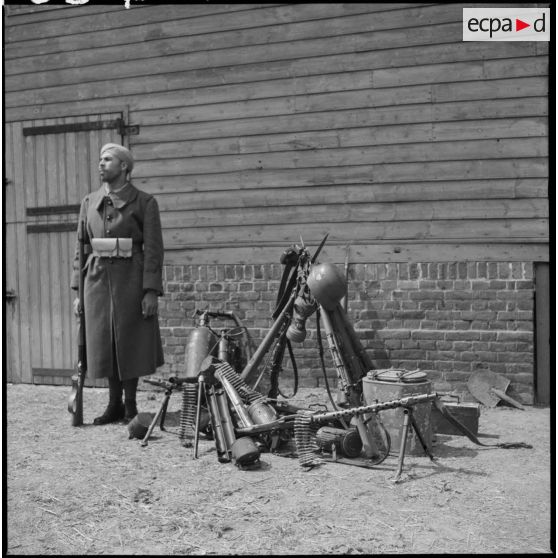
top-left (158, 261), bottom-right (535, 404)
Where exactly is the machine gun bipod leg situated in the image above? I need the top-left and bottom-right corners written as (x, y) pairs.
top-left (140, 386), bottom-right (174, 447)
top-left (193, 375), bottom-right (206, 459)
top-left (392, 406), bottom-right (436, 483)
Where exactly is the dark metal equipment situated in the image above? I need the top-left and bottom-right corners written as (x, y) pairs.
top-left (140, 310), bottom-right (251, 448)
top-left (231, 437), bottom-right (261, 469)
top-left (135, 235), bottom-right (532, 481)
top-left (293, 393), bottom-right (437, 477)
top-left (141, 376), bottom-right (192, 447)
top-left (315, 426), bottom-right (363, 458)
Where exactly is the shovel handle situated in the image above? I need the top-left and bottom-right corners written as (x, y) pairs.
top-left (491, 388), bottom-right (525, 410)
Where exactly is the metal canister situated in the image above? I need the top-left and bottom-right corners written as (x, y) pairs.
top-left (247, 400), bottom-right (278, 425)
top-left (362, 369), bottom-right (432, 456)
top-left (231, 437), bottom-right (260, 466)
top-left (184, 326), bottom-right (217, 379)
top-left (315, 426), bottom-right (363, 458)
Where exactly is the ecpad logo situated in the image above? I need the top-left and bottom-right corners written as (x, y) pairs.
top-left (463, 8), bottom-right (549, 41)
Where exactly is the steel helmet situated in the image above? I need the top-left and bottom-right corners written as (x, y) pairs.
top-left (307, 263), bottom-right (347, 310)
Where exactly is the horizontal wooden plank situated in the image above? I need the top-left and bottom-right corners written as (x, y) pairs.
top-left (151, 179), bottom-right (548, 210)
top-left (430, 117), bottom-right (547, 142)
top-left (4, 82), bottom-right (431, 124)
top-left (134, 159), bottom-right (549, 193)
top-left (4, 37), bottom-right (538, 104)
top-left (22, 118), bottom-right (125, 136)
top-left (163, 219), bottom-right (549, 247)
top-left (32, 367), bottom-right (74, 378)
top-left (132, 117), bottom-right (547, 160)
top-left (4, 3), bottom-right (278, 43)
top-left (4, 3), bottom-right (129, 20)
top-left (32, 371), bottom-right (108, 388)
top-left (132, 137), bottom-right (548, 177)
top-left (373, 56), bottom-right (545, 88)
top-left (4, 4), bottom-right (80, 17)
top-left (128, 77), bottom-right (544, 125)
top-left (27, 223), bottom-right (77, 234)
top-left (483, 56), bottom-right (549, 80)
top-left (433, 76), bottom-right (548, 103)
top-left (5, 70), bottom-right (547, 124)
top-left (3, 4), bottom-right (435, 57)
top-left (11, 27), bottom-right (487, 94)
top-left (133, 97), bottom-right (549, 143)
top-left (160, 199), bottom-right (548, 229)
top-left (27, 204), bottom-right (80, 216)
top-left (6, 8), bottom-right (456, 76)
top-left (8, 20), bottom-right (543, 100)
top-left (163, 242), bottom-right (550, 265)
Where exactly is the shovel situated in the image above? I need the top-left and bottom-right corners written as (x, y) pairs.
top-left (467, 370), bottom-right (525, 410)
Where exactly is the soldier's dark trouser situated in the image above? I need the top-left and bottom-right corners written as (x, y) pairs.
top-left (93, 339), bottom-right (139, 424)
top-left (94, 377), bottom-right (138, 424)
top-left (93, 377), bottom-right (125, 425)
top-left (123, 377), bottom-right (138, 420)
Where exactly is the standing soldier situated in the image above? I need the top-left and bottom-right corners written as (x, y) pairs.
top-left (71, 143), bottom-right (165, 425)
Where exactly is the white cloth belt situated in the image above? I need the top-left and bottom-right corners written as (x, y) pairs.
top-left (91, 237), bottom-right (133, 258)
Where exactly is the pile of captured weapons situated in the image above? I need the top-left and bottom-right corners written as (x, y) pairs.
top-left (140, 236), bottom-right (532, 478)
top-left (137, 237), bottom-right (435, 478)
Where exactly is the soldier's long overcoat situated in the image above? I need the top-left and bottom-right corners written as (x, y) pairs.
top-left (71, 183), bottom-right (165, 380)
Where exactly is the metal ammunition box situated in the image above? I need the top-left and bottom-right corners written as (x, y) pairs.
top-left (431, 401), bottom-right (481, 436)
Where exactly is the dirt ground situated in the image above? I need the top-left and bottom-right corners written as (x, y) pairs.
top-left (5, 382), bottom-right (553, 555)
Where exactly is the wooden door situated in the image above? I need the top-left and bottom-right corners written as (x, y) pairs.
top-left (4, 113), bottom-right (126, 386)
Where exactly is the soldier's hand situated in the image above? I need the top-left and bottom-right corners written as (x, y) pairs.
top-left (73, 297), bottom-right (81, 316)
top-left (142, 290), bottom-right (158, 318)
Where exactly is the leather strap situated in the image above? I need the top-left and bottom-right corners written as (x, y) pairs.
top-left (433, 398), bottom-right (532, 449)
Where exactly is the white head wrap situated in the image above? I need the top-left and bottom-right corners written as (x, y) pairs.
top-left (100, 143), bottom-right (134, 174)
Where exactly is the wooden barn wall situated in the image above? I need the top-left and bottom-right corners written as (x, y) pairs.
top-left (4, 2), bottom-right (549, 265)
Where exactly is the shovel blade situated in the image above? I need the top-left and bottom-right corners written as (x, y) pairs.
top-left (467, 370), bottom-right (511, 407)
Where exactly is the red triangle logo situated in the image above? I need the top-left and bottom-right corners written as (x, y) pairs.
top-left (516, 19), bottom-right (530, 31)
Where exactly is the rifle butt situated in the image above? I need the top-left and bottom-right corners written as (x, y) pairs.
top-left (68, 369), bottom-right (85, 427)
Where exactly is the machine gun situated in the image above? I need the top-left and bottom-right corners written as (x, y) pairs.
top-left (291, 393), bottom-right (437, 481)
top-left (68, 220), bottom-right (87, 427)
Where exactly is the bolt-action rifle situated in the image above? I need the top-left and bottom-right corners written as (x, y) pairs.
top-left (68, 220), bottom-right (87, 426)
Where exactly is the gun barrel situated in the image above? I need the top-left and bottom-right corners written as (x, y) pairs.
top-left (310, 393), bottom-right (438, 424)
top-left (215, 370), bottom-right (255, 428)
top-left (239, 290), bottom-right (296, 382)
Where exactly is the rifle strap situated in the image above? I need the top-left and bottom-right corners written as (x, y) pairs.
top-left (273, 252), bottom-right (298, 319)
top-left (277, 338), bottom-right (299, 399)
top-left (433, 399), bottom-right (532, 449)
top-left (315, 309), bottom-right (350, 430)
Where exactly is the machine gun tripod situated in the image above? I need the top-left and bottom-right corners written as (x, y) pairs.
top-left (140, 376), bottom-right (197, 447)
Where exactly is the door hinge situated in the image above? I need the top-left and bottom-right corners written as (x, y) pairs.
top-left (5, 289), bottom-right (17, 301)
top-left (116, 118), bottom-right (140, 136)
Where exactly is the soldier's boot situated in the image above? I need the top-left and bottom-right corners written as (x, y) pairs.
top-left (93, 378), bottom-right (125, 425)
top-left (123, 378), bottom-right (139, 424)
